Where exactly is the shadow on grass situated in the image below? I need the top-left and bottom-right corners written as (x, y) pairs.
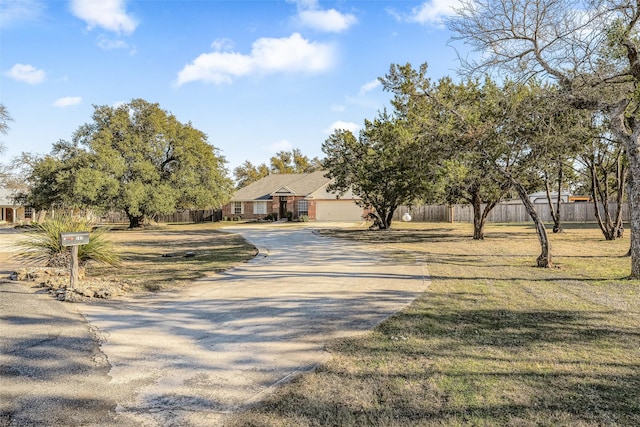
top-left (232, 301), bottom-right (640, 426)
top-left (318, 228), bottom-right (538, 244)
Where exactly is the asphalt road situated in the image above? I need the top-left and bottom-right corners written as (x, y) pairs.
top-left (1, 224), bottom-right (427, 426)
top-left (1, 227), bottom-right (119, 426)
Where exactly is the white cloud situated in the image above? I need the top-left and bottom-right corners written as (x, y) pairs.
top-left (4, 63), bottom-right (45, 84)
top-left (288, 0), bottom-right (357, 33)
top-left (288, 0), bottom-right (317, 9)
top-left (359, 79), bottom-right (381, 95)
top-left (269, 140), bottom-right (293, 152)
top-left (177, 33), bottom-right (336, 86)
top-left (0, 0), bottom-right (45, 28)
top-left (70, 0), bottom-right (137, 34)
top-left (331, 104), bottom-right (346, 113)
top-left (325, 121), bottom-right (360, 134)
top-left (297, 9), bottom-right (357, 33)
top-left (177, 52), bottom-right (253, 85)
top-left (406, 0), bottom-right (461, 25)
top-left (211, 38), bottom-right (234, 51)
top-left (53, 96), bottom-right (82, 107)
top-left (97, 35), bottom-right (135, 53)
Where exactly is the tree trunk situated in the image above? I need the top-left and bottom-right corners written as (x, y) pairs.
top-left (368, 206), bottom-right (397, 231)
top-left (493, 167), bottom-right (551, 267)
top-left (554, 164), bottom-right (563, 233)
top-left (470, 191), bottom-right (489, 240)
top-left (127, 214), bottom-right (145, 228)
top-left (473, 218), bottom-right (485, 240)
top-left (368, 211), bottom-right (388, 230)
top-left (544, 165), bottom-right (563, 233)
top-left (514, 180), bottom-right (552, 268)
top-left (469, 181), bottom-right (509, 240)
top-left (613, 154), bottom-right (627, 239)
top-left (385, 208), bottom-right (395, 230)
top-left (544, 178), bottom-right (559, 233)
top-left (590, 165), bottom-right (611, 239)
top-left (610, 102), bottom-right (640, 278)
top-left (627, 153), bottom-right (640, 277)
top-left (471, 191), bottom-right (483, 240)
top-left (588, 156), bottom-right (624, 241)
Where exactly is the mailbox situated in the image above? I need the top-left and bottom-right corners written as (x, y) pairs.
top-left (60, 232), bottom-right (90, 247)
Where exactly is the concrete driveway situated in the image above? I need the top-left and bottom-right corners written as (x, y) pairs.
top-left (2, 224), bottom-right (427, 426)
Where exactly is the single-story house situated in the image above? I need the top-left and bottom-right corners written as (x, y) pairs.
top-left (0, 187), bottom-right (31, 224)
top-left (222, 171), bottom-right (364, 221)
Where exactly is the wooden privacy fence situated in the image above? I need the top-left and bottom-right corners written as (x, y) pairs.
top-left (101, 209), bottom-right (222, 224)
top-left (394, 201), bottom-right (630, 223)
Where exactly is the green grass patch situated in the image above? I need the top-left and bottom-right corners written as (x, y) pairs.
top-left (230, 222), bottom-right (639, 426)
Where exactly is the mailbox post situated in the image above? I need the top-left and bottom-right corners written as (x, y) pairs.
top-left (59, 232), bottom-right (90, 300)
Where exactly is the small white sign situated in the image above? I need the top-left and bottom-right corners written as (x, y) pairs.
top-left (59, 232), bottom-right (90, 246)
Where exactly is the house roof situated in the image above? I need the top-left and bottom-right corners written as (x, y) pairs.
top-left (232, 171), bottom-right (334, 201)
top-left (0, 188), bottom-right (19, 207)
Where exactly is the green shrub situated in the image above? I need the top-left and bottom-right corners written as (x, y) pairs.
top-left (18, 215), bottom-right (121, 267)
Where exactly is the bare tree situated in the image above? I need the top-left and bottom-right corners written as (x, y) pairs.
top-left (0, 104), bottom-right (12, 155)
top-left (0, 104), bottom-right (13, 184)
top-left (450, 0), bottom-right (640, 278)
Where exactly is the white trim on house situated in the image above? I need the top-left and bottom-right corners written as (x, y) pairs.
top-left (272, 185), bottom-right (295, 196)
top-left (233, 201), bottom-right (244, 215)
top-left (253, 201), bottom-right (267, 214)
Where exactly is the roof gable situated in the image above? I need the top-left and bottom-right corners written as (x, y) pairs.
top-left (232, 171), bottom-right (332, 201)
top-left (0, 188), bottom-right (19, 206)
top-left (272, 185), bottom-right (295, 196)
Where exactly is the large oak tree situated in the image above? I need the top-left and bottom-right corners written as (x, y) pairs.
top-left (24, 99), bottom-right (233, 227)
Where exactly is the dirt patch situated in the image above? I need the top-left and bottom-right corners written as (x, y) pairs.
top-left (9, 267), bottom-right (138, 301)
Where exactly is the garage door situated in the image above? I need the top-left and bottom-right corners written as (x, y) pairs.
top-left (316, 201), bottom-right (363, 221)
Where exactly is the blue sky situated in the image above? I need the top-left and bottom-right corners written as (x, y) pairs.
top-left (0, 0), bottom-right (466, 173)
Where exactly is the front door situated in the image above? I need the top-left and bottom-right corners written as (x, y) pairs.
top-left (6, 208), bottom-right (13, 223)
top-left (279, 197), bottom-right (287, 219)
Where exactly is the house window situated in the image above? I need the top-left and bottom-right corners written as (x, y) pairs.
top-left (253, 201), bottom-right (267, 214)
top-left (24, 207), bottom-right (33, 219)
top-left (233, 202), bottom-right (243, 215)
top-left (297, 200), bottom-right (308, 216)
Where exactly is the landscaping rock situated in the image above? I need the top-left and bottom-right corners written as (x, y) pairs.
top-left (75, 287), bottom-right (95, 298)
top-left (8, 267), bottom-right (136, 301)
top-left (94, 288), bottom-right (111, 299)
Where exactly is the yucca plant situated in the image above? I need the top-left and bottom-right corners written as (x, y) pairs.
top-left (18, 215), bottom-right (121, 267)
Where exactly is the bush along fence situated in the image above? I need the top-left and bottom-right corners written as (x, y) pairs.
top-left (394, 201), bottom-right (630, 223)
top-left (101, 209), bottom-right (223, 224)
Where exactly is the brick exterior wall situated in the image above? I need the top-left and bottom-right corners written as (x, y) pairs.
top-left (222, 197), bottom-right (316, 221)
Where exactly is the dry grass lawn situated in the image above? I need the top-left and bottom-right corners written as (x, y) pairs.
top-left (230, 222), bottom-right (640, 426)
top-left (87, 222), bottom-right (258, 292)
